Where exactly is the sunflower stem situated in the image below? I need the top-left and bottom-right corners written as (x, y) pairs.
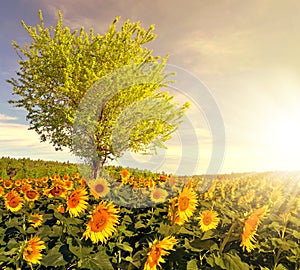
top-left (117, 249), bottom-right (122, 270)
top-left (272, 248), bottom-right (282, 270)
top-left (219, 220), bottom-right (237, 254)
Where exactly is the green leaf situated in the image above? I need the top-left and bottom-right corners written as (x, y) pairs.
top-left (292, 229), bottom-right (300, 239)
top-left (116, 242), bottom-right (133, 253)
top-left (41, 245), bottom-right (68, 267)
top-left (223, 253), bottom-right (249, 270)
top-left (129, 250), bottom-right (143, 269)
top-left (124, 256), bottom-right (133, 262)
top-left (158, 223), bottom-right (171, 236)
top-left (134, 220), bottom-right (146, 229)
top-left (186, 238), bottom-right (218, 251)
top-left (184, 238), bottom-right (202, 252)
top-left (201, 230), bottom-right (216, 240)
top-left (65, 217), bottom-right (83, 226)
top-left (67, 238), bottom-right (93, 259)
top-left (205, 254), bottom-right (216, 267)
top-left (275, 264), bottom-right (288, 270)
top-left (53, 210), bottom-right (68, 223)
top-left (214, 253), bottom-right (226, 269)
top-left (37, 225), bottom-right (52, 238)
top-left (178, 227), bottom-right (195, 236)
top-left (122, 214), bottom-right (132, 223)
top-left (26, 226), bottom-right (37, 234)
top-left (259, 266), bottom-right (270, 270)
top-left (7, 238), bottom-right (19, 249)
top-left (81, 250), bottom-right (114, 270)
top-left (288, 215), bottom-right (299, 225)
top-left (0, 255), bottom-right (9, 263)
top-left (47, 225), bottom-right (63, 237)
top-left (5, 217), bottom-right (20, 228)
top-left (187, 259), bottom-right (198, 270)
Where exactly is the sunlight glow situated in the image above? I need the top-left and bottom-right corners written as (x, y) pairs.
top-left (266, 114), bottom-right (300, 170)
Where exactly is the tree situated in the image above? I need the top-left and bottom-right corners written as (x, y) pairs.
top-left (8, 11), bottom-right (189, 178)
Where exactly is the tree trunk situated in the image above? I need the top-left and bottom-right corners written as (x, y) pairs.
top-left (91, 160), bottom-right (100, 179)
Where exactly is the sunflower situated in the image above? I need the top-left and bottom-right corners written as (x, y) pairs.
top-left (13, 186), bottom-right (21, 193)
top-left (150, 188), bottom-right (168, 204)
top-left (23, 236), bottom-right (46, 265)
top-left (15, 179), bottom-right (22, 187)
top-left (67, 188), bottom-right (89, 217)
top-left (175, 186), bottom-right (198, 225)
top-left (73, 172), bottom-right (80, 179)
top-left (57, 204), bottom-right (65, 214)
top-left (148, 179), bottom-right (156, 188)
top-left (41, 176), bottom-right (48, 183)
top-left (88, 178), bottom-right (110, 199)
top-left (198, 210), bottom-right (220, 232)
top-left (144, 236), bottom-right (177, 270)
top-left (24, 189), bottom-right (39, 202)
top-left (63, 174), bottom-right (70, 181)
top-left (29, 213), bottom-right (43, 228)
top-left (159, 175), bottom-right (168, 181)
top-left (167, 198), bottom-right (178, 225)
top-left (120, 169), bottom-right (130, 179)
top-left (82, 201), bottom-right (119, 244)
top-left (3, 180), bottom-right (13, 189)
top-left (26, 178), bottom-right (33, 184)
top-left (21, 183), bottom-right (32, 193)
top-left (240, 206), bottom-right (268, 252)
top-left (63, 180), bottom-right (74, 191)
top-left (46, 185), bottom-right (66, 198)
top-left (5, 190), bottom-right (23, 212)
top-left (244, 190), bottom-right (255, 203)
top-left (270, 188), bottom-right (282, 203)
top-left (78, 178), bottom-right (86, 187)
top-left (0, 186), bottom-right (4, 197)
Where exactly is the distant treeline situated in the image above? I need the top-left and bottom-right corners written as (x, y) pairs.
top-left (0, 157), bottom-right (78, 179)
top-left (0, 157), bottom-right (162, 179)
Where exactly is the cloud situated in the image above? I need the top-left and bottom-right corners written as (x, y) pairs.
top-left (0, 114), bottom-right (18, 121)
top-left (24, 0), bottom-right (300, 77)
top-left (0, 122), bottom-right (76, 162)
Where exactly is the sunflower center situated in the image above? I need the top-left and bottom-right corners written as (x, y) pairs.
top-left (65, 181), bottom-right (72, 187)
top-left (9, 197), bottom-right (20, 208)
top-left (24, 247), bottom-right (34, 256)
top-left (121, 170), bottom-right (129, 178)
top-left (91, 212), bottom-right (109, 232)
top-left (50, 187), bottom-right (64, 196)
top-left (26, 190), bottom-right (38, 199)
top-left (203, 215), bottom-right (212, 226)
top-left (22, 185), bottom-right (30, 192)
top-left (153, 190), bottom-right (161, 199)
top-left (95, 184), bottom-right (104, 193)
top-left (179, 196), bottom-right (190, 211)
top-left (149, 246), bottom-right (162, 267)
top-left (69, 195), bottom-right (79, 208)
top-left (4, 181), bottom-right (12, 188)
top-left (15, 181), bottom-right (21, 186)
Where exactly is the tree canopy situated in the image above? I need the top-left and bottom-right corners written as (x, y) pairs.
top-left (8, 11), bottom-right (189, 177)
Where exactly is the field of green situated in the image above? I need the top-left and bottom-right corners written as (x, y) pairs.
top-left (0, 158), bottom-right (299, 269)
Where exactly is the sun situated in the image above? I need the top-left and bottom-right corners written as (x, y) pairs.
top-left (265, 114), bottom-right (300, 170)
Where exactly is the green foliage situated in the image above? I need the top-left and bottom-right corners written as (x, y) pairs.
top-left (0, 169), bottom-right (9, 180)
top-left (8, 10), bottom-right (189, 177)
top-left (0, 156), bottom-right (78, 178)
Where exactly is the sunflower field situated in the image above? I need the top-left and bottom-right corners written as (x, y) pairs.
top-left (0, 168), bottom-right (299, 269)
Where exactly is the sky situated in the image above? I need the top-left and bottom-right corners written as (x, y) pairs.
top-left (1, 0), bottom-right (300, 175)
